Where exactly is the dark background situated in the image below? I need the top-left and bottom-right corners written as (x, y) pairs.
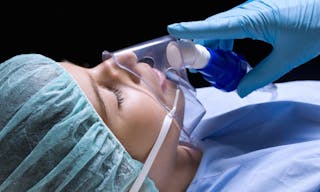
top-left (1, 1), bottom-right (319, 87)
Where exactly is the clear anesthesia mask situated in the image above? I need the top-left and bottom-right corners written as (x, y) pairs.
top-left (102, 35), bottom-right (206, 137)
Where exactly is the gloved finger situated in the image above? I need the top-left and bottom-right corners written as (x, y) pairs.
top-left (167, 16), bottom-right (257, 41)
top-left (218, 39), bottom-right (234, 51)
top-left (193, 39), bottom-right (234, 50)
top-left (236, 52), bottom-right (289, 98)
top-left (205, 0), bottom-right (253, 20)
top-left (167, 2), bottom-right (268, 42)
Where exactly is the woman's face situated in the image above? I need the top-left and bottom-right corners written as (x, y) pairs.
top-left (60, 52), bottom-right (184, 162)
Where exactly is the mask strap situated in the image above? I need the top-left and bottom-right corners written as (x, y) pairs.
top-left (129, 89), bottom-right (180, 192)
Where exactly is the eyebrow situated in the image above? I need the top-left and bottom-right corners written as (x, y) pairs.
top-left (87, 73), bottom-right (108, 121)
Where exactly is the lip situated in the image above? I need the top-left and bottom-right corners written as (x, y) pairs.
top-left (152, 68), bottom-right (167, 91)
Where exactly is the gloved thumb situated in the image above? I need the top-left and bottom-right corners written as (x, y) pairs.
top-left (236, 52), bottom-right (287, 98)
top-left (167, 5), bottom-right (262, 41)
top-left (167, 18), bottom-right (249, 40)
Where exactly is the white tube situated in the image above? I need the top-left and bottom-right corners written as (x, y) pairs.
top-left (166, 39), bottom-right (210, 69)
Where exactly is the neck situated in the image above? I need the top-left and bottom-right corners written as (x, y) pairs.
top-left (170, 144), bottom-right (202, 191)
top-left (147, 119), bottom-right (202, 191)
top-left (149, 143), bottom-right (202, 192)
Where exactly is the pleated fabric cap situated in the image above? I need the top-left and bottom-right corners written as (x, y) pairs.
top-left (0, 54), bottom-right (158, 192)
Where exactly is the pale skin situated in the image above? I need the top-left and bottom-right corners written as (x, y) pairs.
top-left (59, 52), bottom-right (202, 192)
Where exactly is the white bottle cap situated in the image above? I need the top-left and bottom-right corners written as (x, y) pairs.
top-left (166, 39), bottom-right (211, 69)
top-left (193, 44), bottom-right (211, 69)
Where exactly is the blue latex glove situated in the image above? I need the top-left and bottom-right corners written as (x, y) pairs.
top-left (167, 0), bottom-right (320, 98)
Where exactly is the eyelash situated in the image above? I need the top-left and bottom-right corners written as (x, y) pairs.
top-left (111, 88), bottom-right (124, 106)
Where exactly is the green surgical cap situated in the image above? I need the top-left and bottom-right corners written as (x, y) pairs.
top-left (0, 54), bottom-right (158, 192)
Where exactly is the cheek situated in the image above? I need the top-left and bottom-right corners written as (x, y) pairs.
top-left (163, 80), bottom-right (181, 108)
top-left (123, 93), bottom-right (166, 131)
top-left (114, 92), bottom-right (168, 160)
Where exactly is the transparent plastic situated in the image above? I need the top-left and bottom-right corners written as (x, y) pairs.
top-left (102, 35), bottom-right (278, 137)
top-left (106, 35), bottom-right (178, 73)
top-left (102, 36), bottom-right (206, 137)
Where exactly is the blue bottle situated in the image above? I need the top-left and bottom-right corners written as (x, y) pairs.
top-left (195, 48), bottom-right (248, 92)
top-left (166, 40), bottom-right (249, 92)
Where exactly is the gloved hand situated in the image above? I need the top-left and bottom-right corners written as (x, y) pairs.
top-left (167, 0), bottom-right (320, 98)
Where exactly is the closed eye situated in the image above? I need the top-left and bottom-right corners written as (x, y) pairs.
top-left (111, 88), bottom-right (124, 107)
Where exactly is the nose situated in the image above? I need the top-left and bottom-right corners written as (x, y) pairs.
top-left (90, 51), bottom-right (140, 85)
top-left (113, 51), bottom-right (139, 70)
